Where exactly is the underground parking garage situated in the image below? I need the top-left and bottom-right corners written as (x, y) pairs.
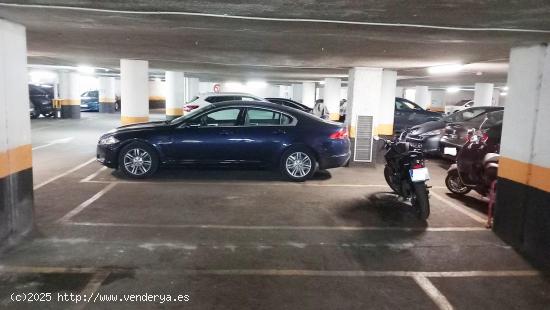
top-left (1, 1), bottom-right (550, 309)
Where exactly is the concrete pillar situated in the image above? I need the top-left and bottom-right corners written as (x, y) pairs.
top-left (292, 83), bottom-right (303, 102)
top-left (301, 82), bottom-right (315, 108)
top-left (165, 71), bottom-right (185, 120)
top-left (378, 71), bottom-right (397, 135)
top-left (324, 77), bottom-right (341, 121)
top-left (120, 59), bottom-right (149, 125)
top-left (347, 67), bottom-right (383, 138)
top-left (98, 76), bottom-right (116, 113)
top-left (0, 19), bottom-right (33, 247)
top-left (395, 86), bottom-right (404, 98)
top-left (58, 71), bottom-right (81, 118)
top-left (473, 83), bottom-right (494, 107)
top-left (186, 77), bottom-right (199, 102)
top-left (494, 44), bottom-right (550, 264)
top-left (414, 86), bottom-right (431, 109)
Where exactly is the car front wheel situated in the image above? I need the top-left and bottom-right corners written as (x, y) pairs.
top-left (281, 148), bottom-right (317, 182)
top-left (118, 142), bottom-right (159, 179)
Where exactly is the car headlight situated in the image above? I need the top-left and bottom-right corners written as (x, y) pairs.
top-left (99, 136), bottom-right (119, 145)
top-left (420, 129), bottom-right (441, 137)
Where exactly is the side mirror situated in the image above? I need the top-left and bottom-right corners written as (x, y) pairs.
top-left (373, 136), bottom-right (380, 141)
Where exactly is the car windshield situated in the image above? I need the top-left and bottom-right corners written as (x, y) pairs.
top-left (444, 108), bottom-right (491, 122)
top-left (396, 99), bottom-right (423, 111)
top-left (480, 110), bottom-right (504, 129)
top-left (168, 104), bottom-right (212, 124)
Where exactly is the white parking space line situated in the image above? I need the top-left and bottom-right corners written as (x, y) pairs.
top-left (31, 137), bottom-right (74, 150)
top-left (413, 275), bottom-right (454, 310)
top-left (430, 192), bottom-right (487, 224)
top-left (80, 166), bottom-right (108, 183)
top-left (0, 265), bottom-right (541, 278)
top-left (57, 183), bottom-right (117, 223)
top-left (65, 221), bottom-right (488, 232)
top-left (34, 157), bottom-right (97, 190)
top-left (75, 270), bottom-right (111, 310)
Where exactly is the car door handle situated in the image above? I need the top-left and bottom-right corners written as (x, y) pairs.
top-left (273, 129), bottom-right (286, 135)
top-left (219, 130), bottom-right (234, 135)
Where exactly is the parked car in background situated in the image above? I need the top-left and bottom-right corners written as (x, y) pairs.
top-left (97, 101), bottom-right (351, 181)
top-left (440, 109), bottom-right (504, 157)
top-left (80, 90), bottom-right (99, 111)
top-left (183, 92), bottom-right (267, 113)
top-left (445, 99), bottom-right (473, 114)
top-left (393, 97), bottom-right (443, 133)
top-left (405, 106), bottom-right (502, 155)
top-left (29, 84), bottom-right (54, 118)
top-left (265, 97), bottom-right (313, 113)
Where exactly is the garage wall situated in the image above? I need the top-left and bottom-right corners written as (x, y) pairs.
top-left (0, 19), bottom-right (33, 248)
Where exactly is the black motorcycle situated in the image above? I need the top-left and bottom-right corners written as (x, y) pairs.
top-left (378, 134), bottom-right (431, 220)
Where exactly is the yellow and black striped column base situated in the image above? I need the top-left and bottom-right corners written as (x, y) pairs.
top-left (60, 99), bottom-right (81, 119)
top-left (0, 145), bottom-right (34, 247)
top-left (494, 157), bottom-right (550, 266)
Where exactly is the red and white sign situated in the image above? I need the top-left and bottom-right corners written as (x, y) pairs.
top-left (213, 83), bottom-right (221, 93)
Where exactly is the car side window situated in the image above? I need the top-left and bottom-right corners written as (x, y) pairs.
top-left (90, 91), bottom-right (99, 98)
top-left (245, 108), bottom-right (290, 126)
top-left (200, 108), bottom-right (242, 126)
top-left (395, 100), bottom-right (411, 111)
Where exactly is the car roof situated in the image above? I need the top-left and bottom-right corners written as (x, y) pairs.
top-left (199, 92), bottom-right (263, 98)
top-left (209, 100), bottom-right (317, 118)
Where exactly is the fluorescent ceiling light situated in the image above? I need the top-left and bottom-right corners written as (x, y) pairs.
top-left (446, 86), bottom-right (461, 93)
top-left (246, 80), bottom-right (267, 88)
top-left (501, 92), bottom-right (508, 96)
top-left (502, 86), bottom-right (509, 91)
top-left (77, 65), bottom-right (94, 74)
top-left (427, 64), bottom-right (463, 75)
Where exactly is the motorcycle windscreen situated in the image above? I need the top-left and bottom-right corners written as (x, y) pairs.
top-left (456, 142), bottom-right (487, 185)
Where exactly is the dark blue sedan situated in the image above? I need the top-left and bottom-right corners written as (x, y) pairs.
top-left (97, 101), bottom-right (351, 181)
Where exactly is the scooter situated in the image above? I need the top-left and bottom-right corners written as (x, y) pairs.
top-left (377, 134), bottom-right (431, 220)
top-left (445, 129), bottom-right (499, 196)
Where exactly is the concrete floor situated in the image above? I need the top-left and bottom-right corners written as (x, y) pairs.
top-left (1, 112), bottom-right (549, 309)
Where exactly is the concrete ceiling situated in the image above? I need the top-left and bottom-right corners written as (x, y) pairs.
top-left (2, 1), bottom-right (550, 86)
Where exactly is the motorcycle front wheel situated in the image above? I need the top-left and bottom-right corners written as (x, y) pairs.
top-left (384, 165), bottom-right (400, 193)
top-left (411, 182), bottom-right (430, 220)
top-left (445, 170), bottom-right (471, 195)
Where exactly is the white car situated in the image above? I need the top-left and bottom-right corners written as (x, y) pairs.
top-left (445, 99), bottom-right (473, 114)
top-left (183, 92), bottom-right (267, 113)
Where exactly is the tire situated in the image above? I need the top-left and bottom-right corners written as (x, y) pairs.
top-left (445, 170), bottom-right (471, 195)
top-left (118, 142), bottom-right (159, 179)
top-left (411, 182), bottom-right (430, 220)
top-left (280, 147), bottom-right (317, 182)
top-left (384, 165), bottom-right (400, 193)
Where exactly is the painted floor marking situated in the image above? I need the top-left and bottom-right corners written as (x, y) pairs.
top-left (413, 274), bottom-right (454, 310)
top-left (65, 221), bottom-right (487, 232)
top-left (431, 192), bottom-right (486, 224)
top-left (74, 270), bottom-right (111, 310)
top-left (0, 265), bottom-right (541, 278)
top-left (34, 157), bottom-right (97, 190)
top-left (80, 166), bottom-right (108, 183)
top-left (57, 183), bottom-right (117, 223)
top-left (32, 137), bottom-right (74, 150)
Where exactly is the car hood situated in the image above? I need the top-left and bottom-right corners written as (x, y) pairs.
top-left (115, 121), bottom-right (169, 132)
top-left (409, 120), bottom-right (446, 135)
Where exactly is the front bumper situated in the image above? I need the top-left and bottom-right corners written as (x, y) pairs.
top-left (406, 134), bottom-right (442, 155)
top-left (96, 144), bottom-right (119, 168)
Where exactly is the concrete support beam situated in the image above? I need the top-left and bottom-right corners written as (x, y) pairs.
top-left (58, 71), bottom-right (81, 118)
top-left (473, 83), bottom-right (494, 106)
top-left (0, 19), bottom-right (33, 248)
top-left (291, 84), bottom-right (303, 103)
top-left (98, 76), bottom-right (116, 113)
top-left (414, 86), bottom-right (431, 109)
top-left (165, 71), bottom-right (185, 120)
top-left (301, 82), bottom-right (316, 108)
top-left (495, 43), bottom-right (550, 265)
top-left (324, 78), bottom-right (341, 121)
top-left (120, 59), bottom-right (149, 125)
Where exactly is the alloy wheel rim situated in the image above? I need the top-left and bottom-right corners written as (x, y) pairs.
top-left (123, 148), bottom-right (152, 175)
top-left (285, 152), bottom-right (312, 178)
top-left (450, 175), bottom-right (467, 192)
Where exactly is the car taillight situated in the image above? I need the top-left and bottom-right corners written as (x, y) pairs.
top-left (329, 128), bottom-right (349, 140)
top-left (412, 163), bottom-right (424, 169)
top-left (183, 105), bottom-right (199, 112)
top-left (480, 132), bottom-right (489, 143)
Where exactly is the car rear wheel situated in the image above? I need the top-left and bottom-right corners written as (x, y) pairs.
top-left (445, 170), bottom-right (471, 195)
top-left (118, 142), bottom-right (159, 179)
top-left (281, 148), bottom-right (316, 182)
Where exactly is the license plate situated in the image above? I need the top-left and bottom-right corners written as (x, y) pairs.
top-left (410, 167), bottom-right (430, 182)
top-left (80, 104), bottom-right (88, 108)
top-left (444, 147), bottom-right (457, 156)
